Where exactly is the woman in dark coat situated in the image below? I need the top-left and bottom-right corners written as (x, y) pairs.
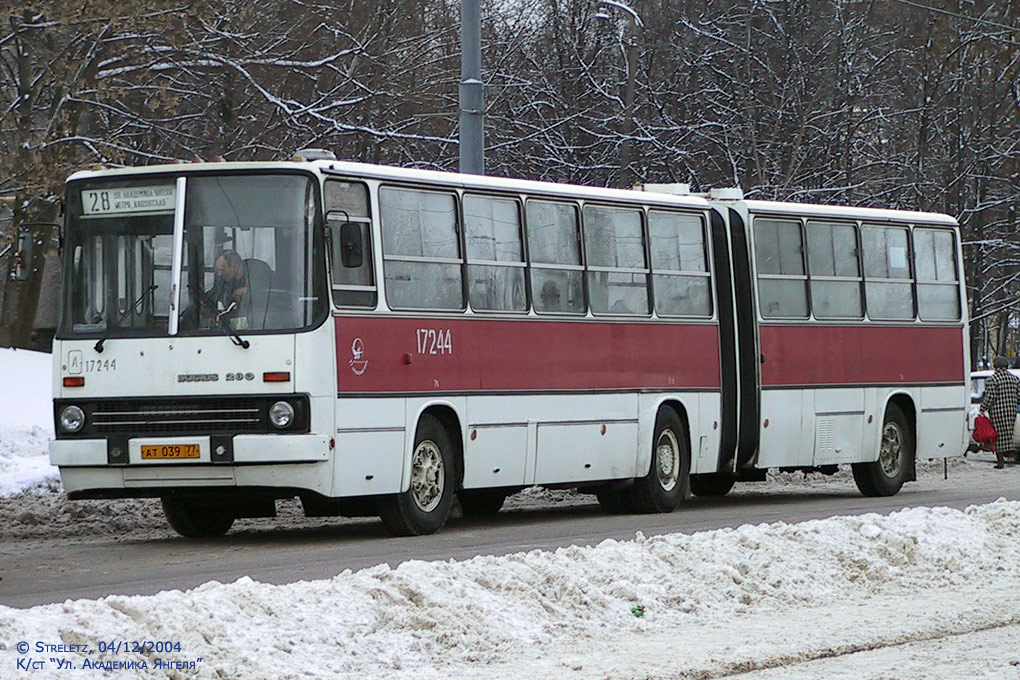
top-left (980, 356), bottom-right (1020, 468)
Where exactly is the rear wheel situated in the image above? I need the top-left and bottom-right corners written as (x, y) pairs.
top-left (690, 473), bottom-right (735, 497)
top-left (629, 408), bottom-right (690, 513)
top-left (379, 414), bottom-right (455, 536)
top-left (457, 489), bottom-right (507, 517)
top-left (162, 497), bottom-right (234, 537)
top-left (853, 403), bottom-right (912, 497)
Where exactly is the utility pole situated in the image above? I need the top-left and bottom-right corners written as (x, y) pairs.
top-left (459, 0), bottom-right (484, 175)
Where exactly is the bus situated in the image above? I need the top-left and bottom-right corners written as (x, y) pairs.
top-left (49, 158), bottom-right (970, 537)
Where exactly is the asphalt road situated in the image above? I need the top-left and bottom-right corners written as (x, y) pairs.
top-left (3, 470), bottom-right (1018, 609)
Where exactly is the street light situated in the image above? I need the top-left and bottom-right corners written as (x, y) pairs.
top-left (596, 0), bottom-right (642, 188)
top-left (460, 0), bottom-right (484, 175)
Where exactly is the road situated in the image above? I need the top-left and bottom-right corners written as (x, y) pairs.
top-left (2, 464), bottom-right (1018, 609)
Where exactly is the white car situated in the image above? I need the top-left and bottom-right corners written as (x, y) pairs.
top-left (970, 369), bottom-right (1020, 454)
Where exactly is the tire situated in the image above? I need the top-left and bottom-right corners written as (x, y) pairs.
top-left (853, 403), bottom-right (913, 497)
top-left (690, 473), bottom-right (735, 497)
top-left (379, 414), bottom-right (456, 536)
top-left (595, 488), bottom-right (635, 514)
top-left (457, 489), bottom-right (507, 517)
top-left (629, 408), bottom-right (690, 513)
top-left (161, 497), bottom-right (234, 537)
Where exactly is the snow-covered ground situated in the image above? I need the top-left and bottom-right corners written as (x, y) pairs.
top-left (0, 347), bottom-right (57, 496)
top-left (2, 500), bottom-right (1020, 679)
top-left (3, 346), bottom-right (1019, 678)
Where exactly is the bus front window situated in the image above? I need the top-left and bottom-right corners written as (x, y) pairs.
top-left (60, 173), bottom-right (326, 340)
top-left (178, 174), bottom-right (325, 334)
top-left (61, 182), bottom-right (176, 338)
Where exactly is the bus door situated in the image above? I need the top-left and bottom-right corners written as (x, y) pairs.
top-left (708, 207), bottom-right (761, 473)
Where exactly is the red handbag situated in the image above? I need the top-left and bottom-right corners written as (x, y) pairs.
top-left (974, 413), bottom-right (999, 444)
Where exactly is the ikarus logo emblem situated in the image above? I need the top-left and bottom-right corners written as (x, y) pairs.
top-left (349, 338), bottom-right (368, 376)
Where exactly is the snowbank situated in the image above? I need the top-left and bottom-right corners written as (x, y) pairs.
top-left (0, 347), bottom-right (56, 496)
top-left (0, 426), bottom-right (56, 497)
top-left (2, 500), bottom-right (1018, 679)
top-left (0, 347), bottom-right (52, 430)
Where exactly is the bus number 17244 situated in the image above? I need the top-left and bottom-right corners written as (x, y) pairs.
top-left (416, 328), bottom-right (453, 356)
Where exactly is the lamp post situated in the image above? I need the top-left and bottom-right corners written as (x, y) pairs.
top-left (595, 0), bottom-right (642, 188)
top-left (460, 0), bottom-right (484, 175)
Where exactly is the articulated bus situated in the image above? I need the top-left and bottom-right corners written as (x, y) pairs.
top-left (50, 159), bottom-right (970, 536)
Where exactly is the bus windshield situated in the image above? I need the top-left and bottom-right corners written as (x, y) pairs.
top-left (60, 173), bottom-right (326, 339)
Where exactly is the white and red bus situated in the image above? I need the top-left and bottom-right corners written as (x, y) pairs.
top-left (50, 159), bottom-right (970, 536)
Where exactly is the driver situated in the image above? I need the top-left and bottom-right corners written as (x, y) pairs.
top-left (210, 249), bottom-right (251, 328)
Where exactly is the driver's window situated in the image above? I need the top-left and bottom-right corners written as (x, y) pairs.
top-left (325, 179), bottom-right (376, 307)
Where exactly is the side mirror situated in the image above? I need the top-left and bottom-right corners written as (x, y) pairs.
top-left (339, 221), bottom-right (363, 268)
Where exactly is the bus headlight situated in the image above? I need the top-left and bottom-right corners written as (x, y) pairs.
top-left (60, 405), bottom-right (85, 433)
top-left (269, 401), bottom-right (295, 429)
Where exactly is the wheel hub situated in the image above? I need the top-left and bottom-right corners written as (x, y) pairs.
top-left (656, 430), bottom-right (680, 492)
top-left (411, 440), bottom-right (444, 512)
top-left (879, 422), bottom-right (904, 477)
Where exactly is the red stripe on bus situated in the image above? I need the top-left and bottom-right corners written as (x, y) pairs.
top-left (335, 316), bottom-right (721, 393)
top-left (759, 325), bottom-right (965, 386)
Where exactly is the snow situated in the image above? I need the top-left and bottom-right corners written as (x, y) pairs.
top-left (0, 347), bottom-right (57, 496)
top-left (2, 500), bottom-right (1020, 678)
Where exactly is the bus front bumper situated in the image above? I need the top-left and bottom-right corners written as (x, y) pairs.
top-left (50, 434), bottom-right (332, 496)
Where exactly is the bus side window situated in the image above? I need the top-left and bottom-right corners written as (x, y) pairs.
top-left (862, 225), bottom-right (914, 320)
top-left (648, 211), bottom-right (711, 317)
top-left (325, 179), bottom-right (376, 308)
top-left (754, 218), bottom-right (808, 319)
top-left (380, 186), bottom-right (463, 310)
top-left (914, 227), bottom-right (960, 321)
top-left (806, 221), bottom-right (862, 319)
top-left (583, 205), bottom-right (648, 316)
top-left (464, 194), bottom-right (526, 312)
top-left (527, 200), bottom-right (584, 314)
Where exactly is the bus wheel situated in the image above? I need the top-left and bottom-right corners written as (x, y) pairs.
top-left (161, 497), bottom-right (234, 537)
top-left (379, 414), bottom-right (455, 536)
top-left (690, 473), bottom-right (735, 497)
top-left (853, 403), bottom-right (912, 497)
top-left (629, 408), bottom-right (690, 513)
top-left (457, 489), bottom-right (507, 517)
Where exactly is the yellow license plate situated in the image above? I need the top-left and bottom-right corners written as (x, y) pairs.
top-left (140, 443), bottom-right (201, 460)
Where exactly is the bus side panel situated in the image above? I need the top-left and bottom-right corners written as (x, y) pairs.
top-left (758, 325), bottom-right (965, 387)
top-left (334, 316), bottom-right (721, 394)
top-left (757, 324), bottom-right (965, 467)
top-left (917, 385), bottom-right (969, 458)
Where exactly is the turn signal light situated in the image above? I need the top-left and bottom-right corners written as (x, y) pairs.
top-left (63, 376), bottom-right (85, 387)
top-left (263, 371), bottom-right (291, 382)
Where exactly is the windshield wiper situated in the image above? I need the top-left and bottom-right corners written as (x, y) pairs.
top-left (193, 286), bottom-right (250, 349)
top-left (94, 285), bottom-right (158, 353)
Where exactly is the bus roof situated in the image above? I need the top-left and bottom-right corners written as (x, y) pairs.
top-left (67, 160), bottom-right (712, 211)
top-left (66, 160), bottom-right (958, 225)
top-left (740, 199), bottom-right (958, 227)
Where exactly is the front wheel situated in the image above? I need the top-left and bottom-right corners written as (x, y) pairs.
top-left (379, 414), bottom-right (456, 536)
top-left (629, 408), bottom-right (690, 513)
top-left (852, 403), bottom-right (912, 497)
top-left (161, 497), bottom-right (234, 537)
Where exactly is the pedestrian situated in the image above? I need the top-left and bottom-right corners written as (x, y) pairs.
top-left (979, 356), bottom-right (1020, 468)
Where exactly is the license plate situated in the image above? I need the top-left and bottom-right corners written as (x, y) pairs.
top-left (140, 443), bottom-right (201, 460)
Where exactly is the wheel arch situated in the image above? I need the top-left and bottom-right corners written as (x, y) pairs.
top-left (405, 401), bottom-right (465, 493)
top-left (879, 391), bottom-right (917, 480)
top-left (637, 396), bottom-right (693, 478)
